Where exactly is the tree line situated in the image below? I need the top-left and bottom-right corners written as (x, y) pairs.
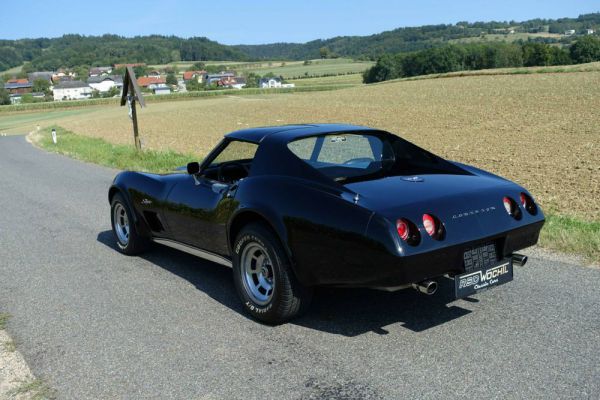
top-left (363, 36), bottom-right (600, 83)
top-left (1, 13), bottom-right (598, 72)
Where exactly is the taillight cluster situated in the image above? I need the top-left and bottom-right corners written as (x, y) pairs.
top-left (396, 213), bottom-right (445, 245)
top-left (503, 192), bottom-right (537, 219)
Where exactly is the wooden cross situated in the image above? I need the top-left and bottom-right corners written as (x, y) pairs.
top-left (120, 66), bottom-right (146, 150)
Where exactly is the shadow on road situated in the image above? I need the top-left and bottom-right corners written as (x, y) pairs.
top-left (97, 230), bottom-right (473, 337)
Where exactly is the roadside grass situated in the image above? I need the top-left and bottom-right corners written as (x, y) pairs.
top-left (33, 126), bottom-right (196, 173)
top-left (32, 128), bottom-right (599, 264)
top-left (8, 379), bottom-right (55, 400)
top-left (0, 313), bottom-right (10, 329)
top-left (539, 215), bottom-right (600, 263)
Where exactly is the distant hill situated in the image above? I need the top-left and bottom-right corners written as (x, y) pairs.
top-left (233, 13), bottom-right (600, 60)
top-left (1, 13), bottom-right (598, 72)
top-left (0, 35), bottom-right (248, 72)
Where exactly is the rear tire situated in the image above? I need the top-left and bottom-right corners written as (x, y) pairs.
top-left (110, 193), bottom-right (149, 255)
top-left (233, 223), bottom-right (312, 324)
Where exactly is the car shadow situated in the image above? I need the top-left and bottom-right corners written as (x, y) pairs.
top-left (97, 231), bottom-right (473, 337)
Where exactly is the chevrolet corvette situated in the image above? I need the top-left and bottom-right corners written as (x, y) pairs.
top-left (108, 124), bottom-right (544, 324)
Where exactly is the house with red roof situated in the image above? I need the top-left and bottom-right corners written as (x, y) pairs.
top-left (137, 76), bottom-right (166, 87)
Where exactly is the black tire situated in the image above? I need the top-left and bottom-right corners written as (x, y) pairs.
top-left (232, 223), bottom-right (312, 324)
top-left (110, 193), bottom-right (149, 255)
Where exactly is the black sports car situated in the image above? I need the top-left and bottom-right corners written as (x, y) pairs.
top-left (109, 124), bottom-right (544, 324)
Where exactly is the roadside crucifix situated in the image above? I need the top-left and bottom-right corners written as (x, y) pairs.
top-left (120, 66), bottom-right (146, 150)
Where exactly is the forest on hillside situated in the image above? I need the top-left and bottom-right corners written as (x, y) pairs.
top-left (0, 13), bottom-right (599, 71)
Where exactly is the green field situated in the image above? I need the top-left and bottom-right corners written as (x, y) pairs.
top-left (244, 59), bottom-right (373, 79)
top-left (450, 32), bottom-right (563, 44)
top-left (0, 108), bottom-right (102, 134)
top-left (151, 58), bottom-right (374, 80)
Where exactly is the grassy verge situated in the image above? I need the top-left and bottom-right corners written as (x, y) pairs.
top-left (539, 215), bottom-right (600, 263)
top-left (32, 126), bottom-right (196, 173)
top-left (32, 128), bottom-right (599, 264)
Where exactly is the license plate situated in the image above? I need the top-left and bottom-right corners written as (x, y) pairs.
top-left (455, 260), bottom-right (513, 298)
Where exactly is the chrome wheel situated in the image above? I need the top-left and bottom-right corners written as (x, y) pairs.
top-left (241, 242), bottom-right (275, 305)
top-left (113, 203), bottom-right (130, 245)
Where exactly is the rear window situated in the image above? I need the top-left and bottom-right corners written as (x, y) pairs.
top-left (288, 133), bottom-right (394, 181)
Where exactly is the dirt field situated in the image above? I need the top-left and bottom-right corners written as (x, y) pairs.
top-left (13, 71), bottom-right (600, 220)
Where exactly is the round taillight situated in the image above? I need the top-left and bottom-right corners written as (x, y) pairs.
top-left (520, 192), bottom-right (538, 215)
top-left (396, 219), bottom-right (410, 241)
top-left (423, 214), bottom-right (436, 236)
top-left (502, 196), bottom-right (522, 220)
top-left (520, 193), bottom-right (527, 207)
top-left (503, 197), bottom-right (513, 215)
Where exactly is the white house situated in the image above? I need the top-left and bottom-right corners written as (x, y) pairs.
top-left (88, 75), bottom-right (123, 93)
top-left (53, 81), bottom-right (92, 101)
top-left (259, 77), bottom-right (282, 88)
top-left (151, 84), bottom-right (171, 95)
top-left (564, 29), bottom-right (576, 36)
top-left (587, 29), bottom-right (595, 35)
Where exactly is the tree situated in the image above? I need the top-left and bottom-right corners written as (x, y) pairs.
top-left (32, 78), bottom-right (50, 94)
top-left (166, 72), bottom-right (178, 85)
top-left (570, 36), bottom-right (600, 63)
top-left (362, 54), bottom-right (400, 83)
top-left (73, 65), bottom-right (90, 81)
top-left (170, 50), bottom-right (181, 62)
top-left (0, 87), bottom-right (10, 105)
top-left (522, 42), bottom-right (552, 66)
top-left (319, 47), bottom-right (330, 59)
top-left (190, 62), bottom-right (206, 70)
top-left (243, 72), bottom-right (261, 88)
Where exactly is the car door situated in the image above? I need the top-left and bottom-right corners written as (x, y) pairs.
top-left (162, 175), bottom-right (235, 255)
top-left (162, 139), bottom-right (258, 256)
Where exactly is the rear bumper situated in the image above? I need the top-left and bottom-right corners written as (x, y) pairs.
top-left (318, 219), bottom-right (544, 288)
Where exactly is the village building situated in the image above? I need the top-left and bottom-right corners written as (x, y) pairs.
top-left (27, 72), bottom-right (54, 84)
top-left (3, 79), bottom-right (33, 94)
top-left (183, 70), bottom-right (206, 82)
top-left (89, 66), bottom-right (113, 77)
top-left (259, 77), bottom-right (282, 88)
top-left (88, 75), bottom-right (123, 93)
top-left (137, 76), bottom-right (166, 88)
top-left (52, 81), bottom-right (92, 101)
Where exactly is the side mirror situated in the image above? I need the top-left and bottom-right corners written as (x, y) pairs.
top-left (186, 162), bottom-right (200, 175)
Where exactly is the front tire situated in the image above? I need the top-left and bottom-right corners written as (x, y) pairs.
top-left (233, 223), bottom-right (312, 324)
top-left (110, 193), bottom-right (149, 255)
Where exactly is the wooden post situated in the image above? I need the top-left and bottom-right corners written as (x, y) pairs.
top-left (120, 66), bottom-right (146, 151)
top-left (130, 87), bottom-right (141, 150)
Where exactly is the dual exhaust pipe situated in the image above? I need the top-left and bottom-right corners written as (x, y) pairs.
top-left (411, 253), bottom-right (527, 296)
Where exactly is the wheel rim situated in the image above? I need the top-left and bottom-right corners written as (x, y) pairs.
top-left (113, 203), bottom-right (130, 245)
top-left (241, 242), bottom-right (275, 305)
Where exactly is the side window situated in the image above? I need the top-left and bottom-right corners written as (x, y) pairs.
top-left (287, 137), bottom-right (317, 160)
top-left (209, 140), bottom-right (258, 167)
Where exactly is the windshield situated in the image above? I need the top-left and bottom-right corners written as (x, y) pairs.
top-left (287, 133), bottom-right (395, 182)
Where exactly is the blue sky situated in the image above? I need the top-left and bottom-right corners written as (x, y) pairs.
top-left (1, 0), bottom-right (597, 44)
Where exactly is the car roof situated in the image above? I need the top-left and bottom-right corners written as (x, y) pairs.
top-left (225, 123), bottom-right (378, 144)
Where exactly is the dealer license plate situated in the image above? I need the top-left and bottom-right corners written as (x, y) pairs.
top-left (455, 259), bottom-right (513, 298)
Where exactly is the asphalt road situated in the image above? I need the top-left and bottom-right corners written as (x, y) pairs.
top-left (0, 135), bottom-right (599, 400)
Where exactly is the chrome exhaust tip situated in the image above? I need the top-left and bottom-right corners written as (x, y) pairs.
top-left (412, 280), bottom-right (438, 295)
top-left (512, 253), bottom-right (528, 267)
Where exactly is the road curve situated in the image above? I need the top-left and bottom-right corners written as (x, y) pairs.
top-left (0, 135), bottom-right (598, 399)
